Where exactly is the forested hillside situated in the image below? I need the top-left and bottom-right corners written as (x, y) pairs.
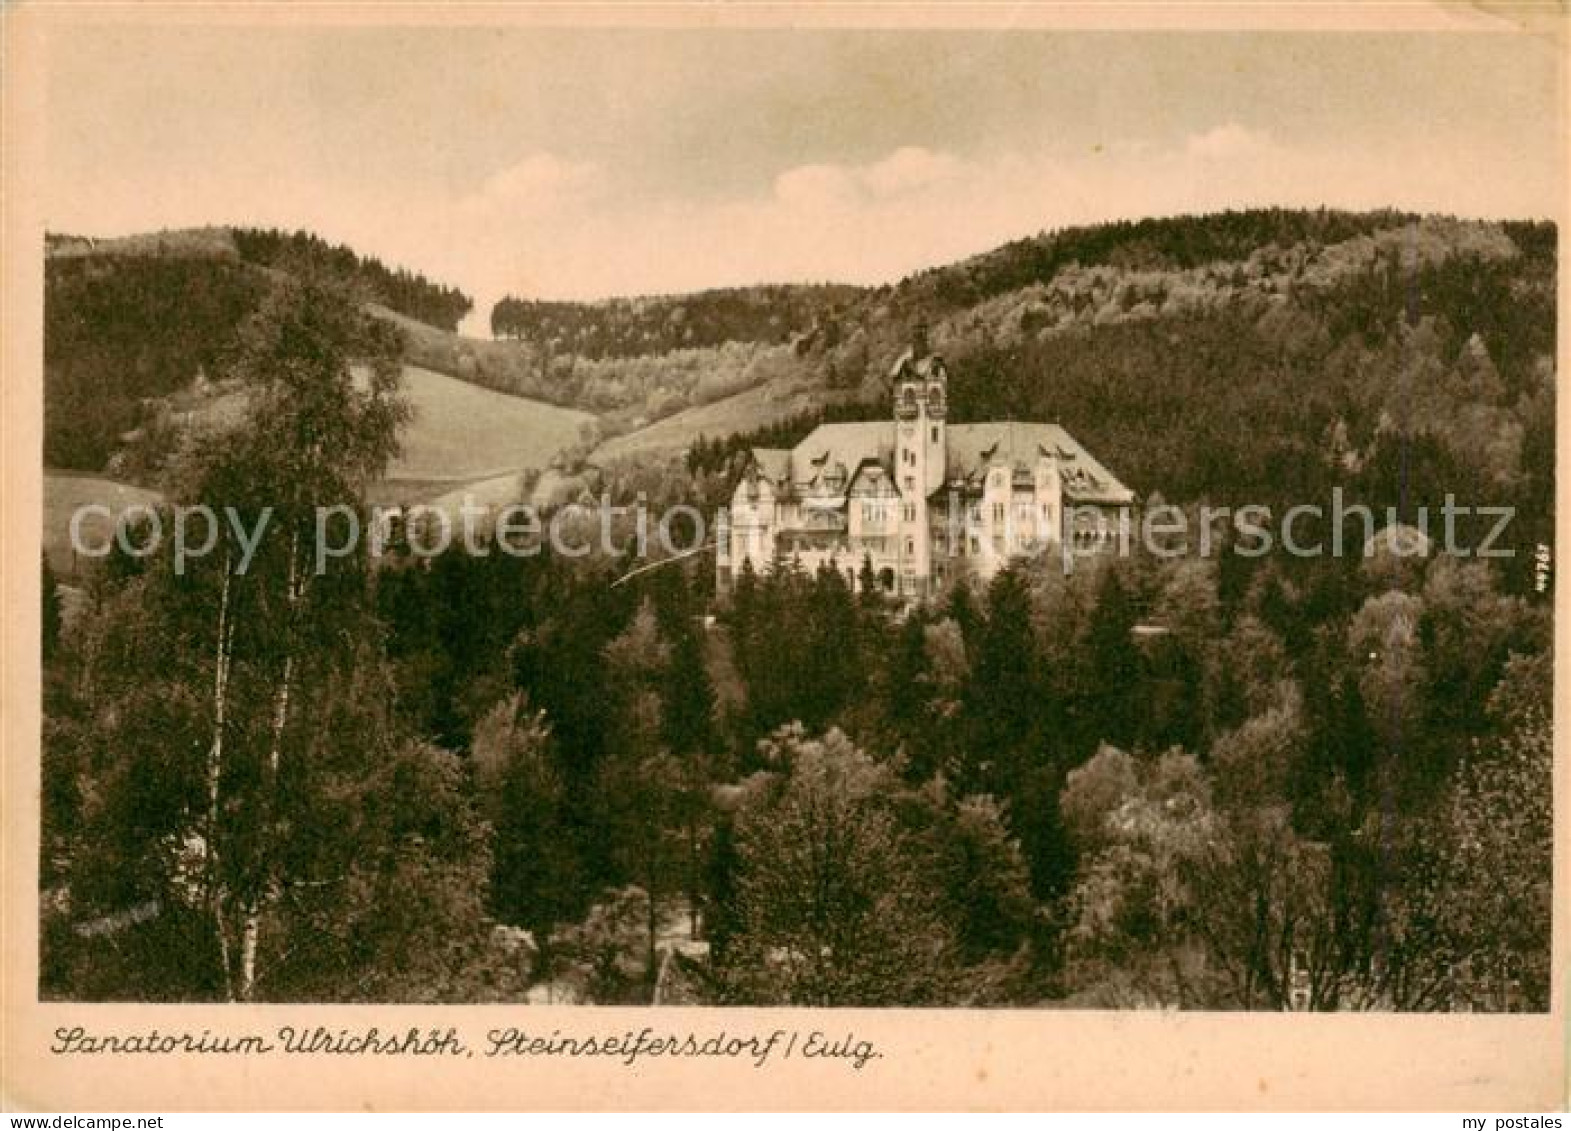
top-left (580, 212), bottom-right (1557, 478)
top-left (44, 227), bottom-right (476, 473)
top-left (491, 284), bottom-right (861, 356)
top-left (653, 213), bottom-right (1557, 598)
top-left (48, 211), bottom-right (1553, 493)
top-left (39, 210), bottom-right (1556, 1008)
top-left (44, 254), bottom-right (267, 471)
top-left (45, 236), bottom-right (486, 474)
top-left (232, 228), bottom-right (473, 332)
top-left (942, 220), bottom-right (1556, 596)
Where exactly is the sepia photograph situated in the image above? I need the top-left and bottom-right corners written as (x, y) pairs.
top-left (3, 0), bottom-right (1566, 1115)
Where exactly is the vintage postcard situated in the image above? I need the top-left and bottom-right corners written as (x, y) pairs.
top-left (1, 0), bottom-right (1566, 1112)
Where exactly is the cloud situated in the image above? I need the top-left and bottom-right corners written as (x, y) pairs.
top-left (861, 146), bottom-right (967, 197)
top-left (766, 146), bottom-right (961, 215)
top-left (1185, 122), bottom-right (1273, 160)
top-left (773, 164), bottom-right (860, 212)
top-left (459, 153), bottom-right (605, 221)
top-left (772, 146), bottom-right (965, 212)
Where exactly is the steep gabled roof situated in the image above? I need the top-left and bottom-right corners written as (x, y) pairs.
top-left (751, 419), bottom-right (1133, 505)
top-left (747, 448), bottom-right (792, 485)
top-left (789, 422), bottom-right (893, 492)
top-left (946, 422), bottom-right (1134, 504)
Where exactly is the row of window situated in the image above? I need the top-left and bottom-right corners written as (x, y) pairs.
top-left (857, 500), bottom-right (1060, 530)
top-left (859, 501), bottom-right (924, 525)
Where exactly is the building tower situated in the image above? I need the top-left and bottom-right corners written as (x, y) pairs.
top-left (891, 320), bottom-right (947, 595)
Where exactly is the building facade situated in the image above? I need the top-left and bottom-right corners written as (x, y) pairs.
top-left (717, 324), bottom-right (1135, 599)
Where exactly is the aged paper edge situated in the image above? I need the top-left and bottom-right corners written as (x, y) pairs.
top-left (1, 1), bottom-right (1566, 1113)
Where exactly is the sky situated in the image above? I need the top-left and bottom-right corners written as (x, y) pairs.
top-left (42, 23), bottom-right (1563, 333)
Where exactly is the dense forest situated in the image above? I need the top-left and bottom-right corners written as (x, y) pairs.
top-left (485, 210), bottom-right (1424, 359)
top-left (892, 207), bottom-right (1426, 314)
top-left (38, 209), bottom-right (1554, 1008)
top-left (232, 228), bottom-right (473, 332)
top-left (43, 255), bottom-right (266, 471)
top-left (945, 237), bottom-right (1557, 599)
top-left (489, 284), bottom-right (860, 357)
top-left (472, 212), bottom-right (1559, 446)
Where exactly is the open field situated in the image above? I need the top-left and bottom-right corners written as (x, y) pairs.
top-left (190, 364), bottom-right (597, 494)
top-left (45, 366), bottom-right (595, 572)
top-left (389, 365), bottom-right (596, 481)
top-left (43, 472), bottom-right (163, 578)
top-left (589, 369), bottom-right (829, 466)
